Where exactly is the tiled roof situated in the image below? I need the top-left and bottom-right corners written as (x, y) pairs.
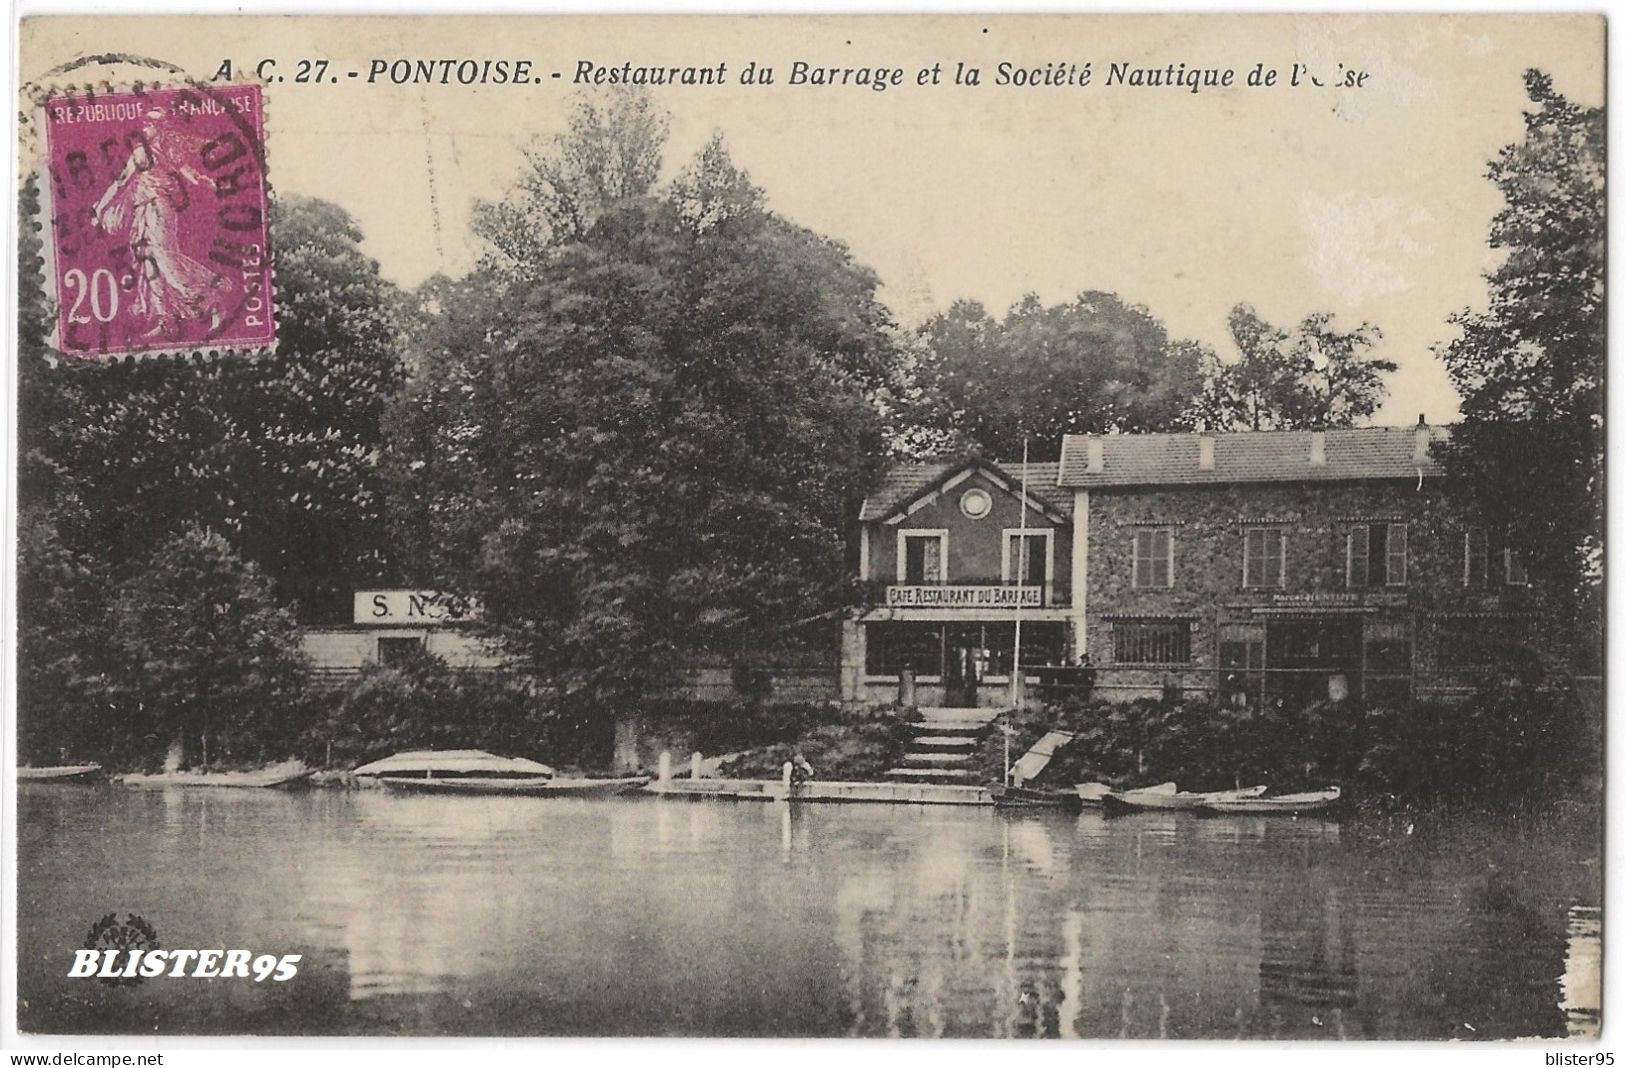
top-left (860, 459), bottom-right (1071, 522)
top-left (1057, 425), bottom-right (1449, 489)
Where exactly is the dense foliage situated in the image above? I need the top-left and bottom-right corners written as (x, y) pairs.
top-left (978, 669), bottom-right (1596, 809)
top-left (717, 713), bottom-right (915, 782)
top-left (53, 528), bottom-right (312, 770)
top-left (390, 102), bottom-right (897, 733)
top-left (901, 293), bottom-right (1208, 460)
top-left (299, 647), bottom-right (567, 769)
top-left (17, 189), bottom-right (411, 764)
top-left (1437, 70), bottom-right (1604, 635)
top-left (1196, 305), bottom-right (1395, 431)
top-left (19, 194), bottom-right (406, 621)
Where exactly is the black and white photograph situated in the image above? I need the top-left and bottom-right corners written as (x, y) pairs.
top-left (6, 10), bottom-right (1607, 1049)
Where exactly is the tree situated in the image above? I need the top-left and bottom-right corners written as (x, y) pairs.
top-left (18, 195), bottom-right (406, 622)
top-left (394, 119), bottom-right (896, 740)
top-left (905, 292), bottom-right (1207, 461)
top-left (107, 527), bottom-right (309, 768)
top-left (16, 507), bottom-right (112, 763)
top-left (472, 87), bottom-right (669, 265)
top-left (1436, 70), bottom-right (1603, 635)
top-left (1197, 304), bottom-right (1393, 430)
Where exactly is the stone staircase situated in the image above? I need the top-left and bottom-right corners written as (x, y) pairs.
top-left (885, 706), bottom-right (1002, 785)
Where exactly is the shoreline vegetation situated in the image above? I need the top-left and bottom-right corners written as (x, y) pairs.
top-left (31, 650), bottom-right (1599, 824)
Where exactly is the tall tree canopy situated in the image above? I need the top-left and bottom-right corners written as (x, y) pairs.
top-left (1196, 304), bottom-right (1394, 431)
top-left (392, 93), bottom-right (898, 721)
top-left (18, 189), bottom-right (405, 760)
top-left (19, 194), bottom-right (406, 621)
top-left (1437, 70), bottom-right (1604, 623)
top-left (472, 87), bottom-right (669, 264)
top-left (904, 292), bottom-right (1208, 461)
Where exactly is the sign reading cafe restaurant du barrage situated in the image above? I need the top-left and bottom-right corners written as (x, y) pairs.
top-left (886, 585), bottom-right (1042, 608)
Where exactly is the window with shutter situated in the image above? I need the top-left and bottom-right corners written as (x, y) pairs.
top-left (1464, 528), bottom-right (1488, 586)
top-left (1347, 525), bottom-right (1370, 588)
top-left (1348, 523), bottom-right (1406, 587)
top-left (1244, 528), bottom-right (1285, 588)
top-left (1132, 527), bottom-right (1174, 588)
top-left (901, 532), bottom-right (945, 584)
top-left (1386, 523), bottom-right (1408, 586)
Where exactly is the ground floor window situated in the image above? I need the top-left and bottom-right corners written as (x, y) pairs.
top-left (377, 635), bottom-right (426, 667)
top-left (1215, 616), bottom-right (1414, 708)
top-left (864, 621), bottom-right (1066, 678)
top-left (1112, 619), bottom-right (1193, 665)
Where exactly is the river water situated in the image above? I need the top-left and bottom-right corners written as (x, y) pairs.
top-left (16, 784), bottom-right (1601, 1038)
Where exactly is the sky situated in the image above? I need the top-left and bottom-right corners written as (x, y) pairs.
top-left (20, 14), bottom-right (1606, 424)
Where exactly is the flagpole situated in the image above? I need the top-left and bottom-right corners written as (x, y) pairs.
top-left (1012, 437), bottom-right (1029, 713)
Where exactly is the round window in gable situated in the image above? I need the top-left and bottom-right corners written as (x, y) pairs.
top-left (960, 488), bottom-right (993, 519)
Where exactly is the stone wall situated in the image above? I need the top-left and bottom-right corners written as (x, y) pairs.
top-left (1083, 479), bottom-right (1553, 700)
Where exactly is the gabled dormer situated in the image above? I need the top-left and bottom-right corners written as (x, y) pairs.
top-left (858, 455), bottom-right (1072, 605)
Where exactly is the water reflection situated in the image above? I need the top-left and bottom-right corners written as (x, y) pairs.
top-left (15, 787), bottom-right (1599, 1037)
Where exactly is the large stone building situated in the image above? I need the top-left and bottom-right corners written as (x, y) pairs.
top-left (844, 423), bottom-right (1547, 707)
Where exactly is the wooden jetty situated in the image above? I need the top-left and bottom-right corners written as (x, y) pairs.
top-left (644, 777), bottom-right (994, 806)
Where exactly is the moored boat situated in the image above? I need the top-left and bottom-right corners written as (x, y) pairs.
top-left (1073, 782), bottom-right (1117, 805)
top-left (378, 774), bottom-right (649, 797)
top-left (122, 759), bottom-right (311, 789)
top-left (1200, 786), bottom-right (1342, 814)
top-left (991, 783), bottom-right (1078, 808)
top-left (1103, 784), bottom-right (1266, 811)
top-left (18, 763), bottom-right (103, 783)
top-left (1094, 781), bottom-right (1178, 810)
top-left (353, 749), bottom-right (555, 780)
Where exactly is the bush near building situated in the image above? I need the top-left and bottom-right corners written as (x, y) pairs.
top-left (978, 669), bottom-right (1596, 810)
top-left (716, 710), bottom-right (916, 782)
top-left (641, 698), bottom-right (851, 756)
top-left (300, 647), bottom-right (574, 770)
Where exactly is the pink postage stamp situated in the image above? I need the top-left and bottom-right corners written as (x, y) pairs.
top-left (41, 83), bottom-right (274, 358)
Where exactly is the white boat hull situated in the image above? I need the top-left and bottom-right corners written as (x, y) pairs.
top-left (1105, 784), bottom-right (1267, 811)
top-left (1201, 787), bottom-right (1343, 814)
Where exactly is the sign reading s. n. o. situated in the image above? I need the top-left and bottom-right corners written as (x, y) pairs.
top-left (353, 590), bottom-right (481, 626)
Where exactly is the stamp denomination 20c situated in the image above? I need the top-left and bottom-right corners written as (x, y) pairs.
top-left (42, 83), bottom-right (275, 359)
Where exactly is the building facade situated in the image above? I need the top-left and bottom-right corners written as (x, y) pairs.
top-left (844, 424), bottom-right (1549, 708)
top-left (300, 589), bottom-right (502, 683)
top-left (843, 458), bottom-right (1075, 707)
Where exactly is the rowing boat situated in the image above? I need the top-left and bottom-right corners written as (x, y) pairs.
top-left (1103, 784), bottom-right (1266, 811)
top-left (122, 760), bottom-right (312, 789)
top-left (378, 775), bottom-right (649, 797)
top-left (18, 763), bottom-right (103, 783)
top-left (1092, 781), bottom-right (1177, 809)
top-left (1074, 782), bottom-right (1117, 805)
top-left (1200, 786), bottom-right (1342, 814)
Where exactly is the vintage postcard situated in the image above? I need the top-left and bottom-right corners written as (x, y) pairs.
top-left (8, 12), bottom-right (1605, 1048)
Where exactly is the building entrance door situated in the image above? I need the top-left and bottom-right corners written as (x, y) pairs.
top-left (942, 625), bottom-right (984, 707)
